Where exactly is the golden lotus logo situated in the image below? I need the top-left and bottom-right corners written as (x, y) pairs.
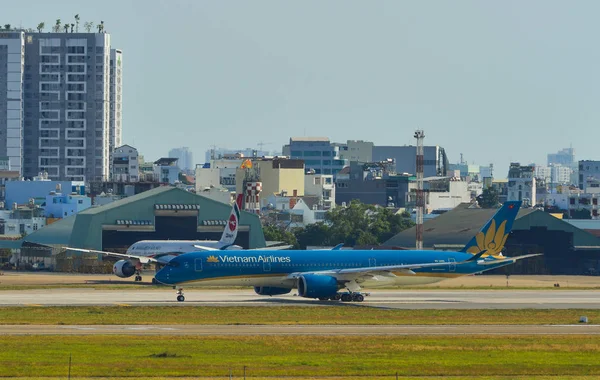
top-left (206, 255), bottom-right (219, 263)
top-left (467, 219), bottom-right (508, 258)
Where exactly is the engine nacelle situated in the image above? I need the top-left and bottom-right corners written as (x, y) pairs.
top-left (297, 274), bottom-right (339, 299)
top-left (253, 286), bottom-right (292, 296)
top-left (113, 259), bottom-right (136, 278)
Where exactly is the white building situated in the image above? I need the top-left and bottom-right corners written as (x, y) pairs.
top-left (0, 206), bottom-right (46, 237)
top-left (111, 145), bottom-right (139, 182)
top-left (507, 163), bottom-right (536, 207)
top-left (109, 49), bottom-right (123, 164)
top-left (195, 158), bottom-right (244, 193)
top-left (579, 160), bottom-right (600, 192)
top-left (426, 178), bottom-right (471, 212)
top-left (304, 172), bottom-right (335, 210)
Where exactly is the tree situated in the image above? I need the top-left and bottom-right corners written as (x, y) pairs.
top-left (54, 19), bottom-right (61, 33)
top-left (294, 223), bottom-right (332, 249)
top-left (37, 22), bottom-right (45, 32)
top-left (477, 187), bottom-right (500, 209)
top-left (325, 200), bottom-right (414, 247)
top-left (63, 24), bottom-right (69, 33)
top-left (70, 23), bottom-right (75, 33)
top-left (74, 14), bottom-right (80, 32)
top-left (262, 225), bottom-right (298, 249)
top-left (4, 24), bottom-right (11, 31)
top-left (84, 21), bottom-right (93, 33)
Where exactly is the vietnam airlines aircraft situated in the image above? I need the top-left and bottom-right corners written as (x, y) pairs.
top-left (154, 201), bottom-right (541, 302)
top-left (66, 194), bottom-right (247, 281)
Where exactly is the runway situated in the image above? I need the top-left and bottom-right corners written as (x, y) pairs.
top-left (1, 288), bottom-right (600, 308)
top-left (1, 323), bottom-right (599, 335)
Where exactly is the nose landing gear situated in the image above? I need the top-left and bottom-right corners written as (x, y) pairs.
top-left (176, 288), bottom-right (185, 302)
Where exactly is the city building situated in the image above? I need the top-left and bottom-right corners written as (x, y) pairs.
top-left (195, 157), bottom-right (244, 193)
top-left (153, 158), bottom-right (180, 184)
top-left (282, 137), bottom-right (348, 176)
top-left (108, 49), bottom-right (123, 166)
top-left (0, 32), bottom-right (24, 176)
top-left (111, 145), bottom-right (139, 182)
top-left (335, 161), bottom-right (414, 208)
top-left (0, 205), bottom-right (46, 237)
top-left (44, 187), bottom-right (92, 218)
top-left (507, 163), bottom-right (536, 207)
top-left (372, 145), bottom-right (449, 177)
top-left (337, 140), bottom-right (374, 163)
top-left (407, 176), bottom-right (472, 213)
top-left (304, 172), bottom-right (335, 210)
top-left (235, 158), bottom-right (305, 211)
top-left (0, 29), bottom-right (123, 181)
top-left (548, 147), bottom-right (576, 167)
top-left (169, 147), bottom-right (194, 173)
top-left (578, 160), bottom-right (600, 192)
top-left (4, 175), bottom-right (84, 209)
top-left (205, 147), bottom-right (269, 162)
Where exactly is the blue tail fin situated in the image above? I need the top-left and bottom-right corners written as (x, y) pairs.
top-left (461, 201), bottom-right (521, 257)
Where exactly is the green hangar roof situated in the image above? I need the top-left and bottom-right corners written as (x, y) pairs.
top-left (21, 186), bottom-right (265, 250)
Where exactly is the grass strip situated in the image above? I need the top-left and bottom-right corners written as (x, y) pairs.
top-left (0, 306), bottom-right (598, 325)
top-left (0, 335), bottom-right (599, 377)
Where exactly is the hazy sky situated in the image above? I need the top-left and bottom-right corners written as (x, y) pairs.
top-left (5, 1), bottom-right (599, 176)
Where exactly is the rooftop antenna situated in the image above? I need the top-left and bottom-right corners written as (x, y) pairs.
top-left (414, 130), bottom-right (425, 250)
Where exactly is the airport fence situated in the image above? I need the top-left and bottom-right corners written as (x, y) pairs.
top-left (5, 246), bottom-right (112, 274)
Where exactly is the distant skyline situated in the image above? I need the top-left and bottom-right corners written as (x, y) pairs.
top-left (5, 1), bottom-right (600, 177)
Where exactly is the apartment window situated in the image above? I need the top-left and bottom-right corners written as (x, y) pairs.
top-left (67, 65), bottom-right (85, 73)
top-left (67, 46), bottom-right (85, 54)
top-left (40, 55), bottom-right (59, 63)
top-left (68, 55), bottom-right (86, 63)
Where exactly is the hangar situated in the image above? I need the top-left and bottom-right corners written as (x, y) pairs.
top-left (4, 186), bottom-right (266, 271)
top-left (385, 203), bottom-right (600, 275)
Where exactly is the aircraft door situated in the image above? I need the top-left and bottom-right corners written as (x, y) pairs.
top-left (263, 260), bottom-right (271, 272)
top-left (448, 257), bottom-right (456, 272)
top-left (195, 258), bottom-right (203, 272)
top-left (368, 258), bottom-right (376, 267)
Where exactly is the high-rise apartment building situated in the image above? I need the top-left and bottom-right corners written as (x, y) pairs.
top-left (0, 30), bottom-right (122, 181)
top-left (0, 31), bottom-right (25, 176)
top-left (169, 147), bottom-right (193, 172)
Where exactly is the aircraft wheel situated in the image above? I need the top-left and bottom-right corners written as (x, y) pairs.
top-left (330, 294), bottom-right (341, 301)
top-left (341, 293), bottom-right (352, 302)
top-left (318, 297), bottom-right (329, 301)
top-left (177, 295), bottom-right (185, 302)
top-left (352, 294), bottom-right (364, 302)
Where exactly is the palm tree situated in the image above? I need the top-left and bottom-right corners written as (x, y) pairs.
top-left (4, 24), bottom-right (10, 31)
top-left (63, 24), bottom-right (69, 33)
top-left (74, 14), bottom-right (80, 32)
top-left (37, 22), bottom-right (45, 33)
top-left (84, 21), bottom-right (93, 33)
top-left (70, 23), bottom-right (74, 33)
top-left (54, 19), bottom-right (61, 33)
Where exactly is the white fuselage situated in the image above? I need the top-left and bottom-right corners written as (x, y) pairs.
top-left (126, 240), bottom-right (242, 258)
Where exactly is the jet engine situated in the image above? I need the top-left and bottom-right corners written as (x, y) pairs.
top-left (253, 286), bottom-right (292, 296)
top-left (113, 259), bottom-right (136, 278)
top-left (297, 274), bottom-right (339, 299)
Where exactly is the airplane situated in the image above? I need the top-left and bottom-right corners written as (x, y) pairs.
top-left (153, 200), bottom-right (542, 302)
top-left (66, 194), bottom-right (247, 282)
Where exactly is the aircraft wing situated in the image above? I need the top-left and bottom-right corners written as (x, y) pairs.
top-left (63, 247), bottom-right (160, 264)
top-left (192, 245), bottom-right (293, 251)
top-left (287, 254), bottom-right (543, 286)
top-left (475, 253), bottom-right (543, 265)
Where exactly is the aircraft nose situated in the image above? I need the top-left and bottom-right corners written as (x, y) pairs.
top-left (154, 266), bottom-right (172, 285)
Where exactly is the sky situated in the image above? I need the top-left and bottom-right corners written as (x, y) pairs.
top-left (5, 0), bottom-right (600, 176)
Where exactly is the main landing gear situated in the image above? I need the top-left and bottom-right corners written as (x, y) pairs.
top-left (319, 292), bottom-right (367, 302)
top-left (134, 270), bottom-right (142, 282)
top-left (176, 287), bottom-right (185, 302)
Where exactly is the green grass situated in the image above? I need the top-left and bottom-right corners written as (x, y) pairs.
top-left (0, 306), bottom-right (598, 325)
top-left (1, 335), bottom-right (599, 377)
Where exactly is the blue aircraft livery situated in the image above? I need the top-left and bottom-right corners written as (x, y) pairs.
top-left (154, 201), bottom-right (541, 302)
